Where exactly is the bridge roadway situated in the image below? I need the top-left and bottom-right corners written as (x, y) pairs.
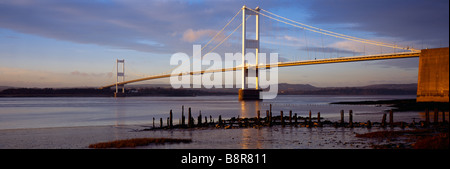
top-left (99, 52), bottom-right (420, 89)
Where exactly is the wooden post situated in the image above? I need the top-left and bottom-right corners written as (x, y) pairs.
top-left (381, 113), bottom-right (387, 127)
top-left (152, 117), bottom-right (155, 128)
top-left (294, 113), bottom-right (298, 126)
top-left (340, 110), bottom-right (344, 125)
top-left (289, 110), bottom-right (292, 125)
top-left (269, 104), bottom-right (272, 114)
top-left (309, 110), bottom-right (312, 126)
top-left (160, 118), bottom-right (163, 128)
top-left (269, 110), bottom-right (273, 127)
top-left (257, 110), bottom-right (260, 125)
top-left (266, 110), bottom-right (269, 125)
top-left (317, 112), bottom-right (322, 127)
top-left (442, 111), bottom-right (446, 123)
top-left (434, 108), bottom-right (438, 124)
top-left (188, 107), bottom-right (192, 128)
top-left (169, 109), bottom-right (173, 128)
top-left (210, 115), bottom-right (212, 124)
top-left (198, 111), bottom-right (202, 126)
top-left (281, 111), bottom-right (284, 127)
top-left (218, 115), bottom-right (222, 126)
top-left (181, 105), bottom-right (185, 127)
top-left (317, 112), bottom-right (321, 123)
top-left (389, 109), bottom-right (394, 127)
top-left (367, 120), bottom-right (372, 128)
top-left (349, 110), bottom-right (353, 127)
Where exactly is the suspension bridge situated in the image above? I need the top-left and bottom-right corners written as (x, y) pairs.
top-left (99, 6), bottom-right (447, 101)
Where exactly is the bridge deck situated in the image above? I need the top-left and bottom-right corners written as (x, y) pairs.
top-left (99, 52), bottom-right (420, 89)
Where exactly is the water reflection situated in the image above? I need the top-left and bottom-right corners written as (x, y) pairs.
top-left (418, 111), bottom-right (449, 122)
top-left (240, 100), bottom-right (261, 118)
top-left (114, 98), bottom-right (127, 127)
top-left (240, 128), bottom-right (263, 149)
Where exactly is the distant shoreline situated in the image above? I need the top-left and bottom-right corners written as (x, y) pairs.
top-left (331, 99), bottom-right (449, 111)
top-left (0, 83), bottom-right (418, 97)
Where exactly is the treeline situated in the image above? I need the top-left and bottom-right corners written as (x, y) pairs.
top-left (280, 87), bottom-right (416, 95)
top-left (0, 87), bottom-right (234, 97)
top-left (0, 84), bottom-right (417, 97)
top-left (0, 88), bottom-right (112, 97)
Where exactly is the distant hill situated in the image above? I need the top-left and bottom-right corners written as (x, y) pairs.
top-left (118, 83), bottom-right (418, 95)
top-left (0, 86), bottom-right (13, 92)
top-left (0, 83), bottom-right (418, 97)
top-left (360, 84), bottom-right (417, 90)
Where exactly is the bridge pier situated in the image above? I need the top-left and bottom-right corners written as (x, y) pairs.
top-left (114, 92), bottom-right (126, 97)
top-left (238, 89), bottom-right (262, 100)
top-left (417, 47), bottom-right (449, 102)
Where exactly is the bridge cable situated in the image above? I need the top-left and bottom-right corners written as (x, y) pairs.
top-left (248, 8), bottom-right (419, 52)
top-left (163, 8), bottom-right (242, 75)
top-left (259, 8), bottom-right (416, 52)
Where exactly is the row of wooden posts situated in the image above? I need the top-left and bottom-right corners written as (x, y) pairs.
top-left (151, 105), bottom-right (448, 129)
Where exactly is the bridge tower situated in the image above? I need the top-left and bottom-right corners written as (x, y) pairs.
top-left (239, 5), bottom-right (262, 100)
top-left (115, 59), bottom-right (125, 97)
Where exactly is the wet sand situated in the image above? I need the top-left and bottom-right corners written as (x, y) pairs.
top-left (0, 125), bottom-right (408, 149)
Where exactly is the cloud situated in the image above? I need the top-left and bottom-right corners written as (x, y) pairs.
top-left (0, 0), bottom-right (295, 55)
top-left (70, 71), bottom-right (113, 78)
top-left (298, 46), bottom-right (359, 55)
top-left (364, 57), bottom-right (419, 70)
top-left (182, 29), bottom-right (219, 42)
top-left (307, 0), bottom-right (449, 48)
top-left (0, 67), bottom-right (115, 87)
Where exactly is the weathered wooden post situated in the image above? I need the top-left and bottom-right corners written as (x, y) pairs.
top-left (167, 118), bottom-right (169, 128)
top-left (317, 112), bottom-right (322, 127)
top-left (198, 111), bottom-right (202, 126)
top-left (160, 118), bottom-right (163, 128)
top-left (367, 120), bottom-right (372, 128)
top-left (188, 107), bottom-right (192, 128)
top-left (281, 111), bottom-right (285, 127)
top-left (289, 110), bottom-right (292, 125)
top-left (257, 110), bottom-right (260, 125)
top-left (442, 111), bottom-right (446, 123)
top-left (389, 109), bottom-right (394, 127)
top-left (294, 113), bottom-right (298, 126)
top-left (340, 110), bottom-right (344, 126)
top-left (309, 110), bottom-right (312, 126)
top-left (181, 105), bottom-right (185, 127)
top-left (169, 109), bottom-right (173, 128)
top-left (381, 113), bottom-right (387, 127)
top-left (269, 110), bottom-right (273, 127)
top-left (218, 115), bottom-right (222, 126)
top-left (434, 108), bottom-right (439, 124)
top-left (153, 117), bottom-right (155, 128)
top-left (349, 110), bottom-right (353, 128)
top-left (270, 104), bottom-right (272, 115)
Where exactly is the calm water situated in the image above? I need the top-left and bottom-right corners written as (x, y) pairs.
top-left (0, 95), bottom-right (419, 130)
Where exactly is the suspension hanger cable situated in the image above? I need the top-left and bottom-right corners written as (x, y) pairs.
top-left (247, 7), bottom-right (419, 52)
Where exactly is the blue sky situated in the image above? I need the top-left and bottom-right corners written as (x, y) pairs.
top-left (0, 0), bottom-right (448, 88)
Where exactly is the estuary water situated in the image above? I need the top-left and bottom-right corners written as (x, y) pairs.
top-left (0, 95), bottom-right (419, 130)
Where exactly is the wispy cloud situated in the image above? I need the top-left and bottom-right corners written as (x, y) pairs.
top-left (307, 0), bottom-right (449, 48)
top-left (181, 29), bottom-right (220, 42)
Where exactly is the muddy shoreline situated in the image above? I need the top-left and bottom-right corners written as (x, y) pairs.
top-left (330, 99), bottom-right (449, 112)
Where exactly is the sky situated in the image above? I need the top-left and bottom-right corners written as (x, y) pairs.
top-left (0, 0), bottom-right (448, 88)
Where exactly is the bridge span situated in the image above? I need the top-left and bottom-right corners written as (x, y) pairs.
top-left (99, 51), bottom-right (420, 89)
